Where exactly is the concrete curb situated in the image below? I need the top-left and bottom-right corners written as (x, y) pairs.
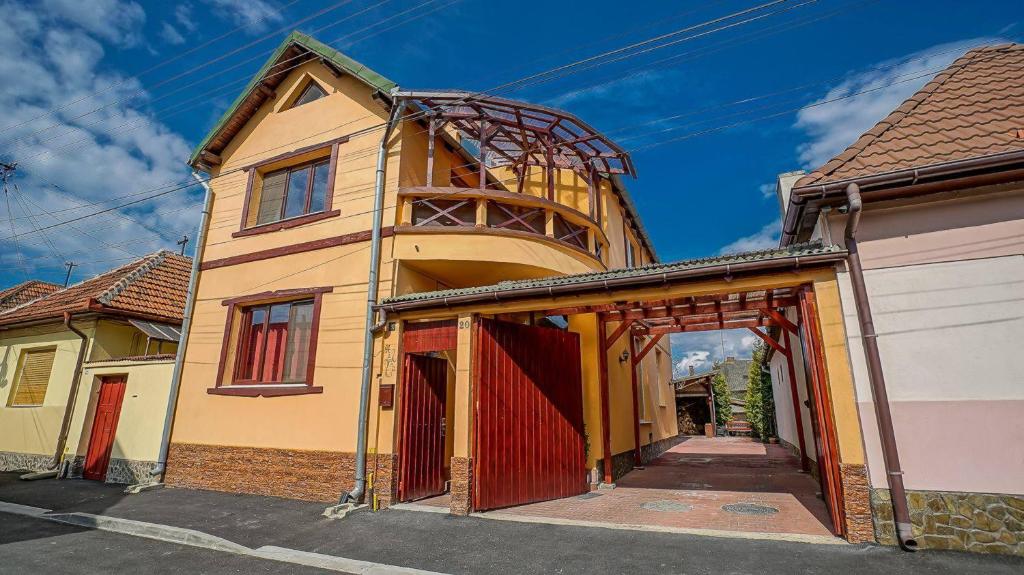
top-left (0, 500), bottom-right (51, 517)
top-left (2, 501), bottom-right (455, 574)
top-left (45, 512), bottom-right (252, 554)
top-left (389, 503), bottom-right (450, 514)
top-left (254, 546), bottom-right (450, 574)
top-left (470, 510), bottom-right (846, 546)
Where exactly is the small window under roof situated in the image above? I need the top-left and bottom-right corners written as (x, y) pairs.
top-left (291, 81), bottom-right (328, 108)
top-left (129, 319), bottom-right (181, 342)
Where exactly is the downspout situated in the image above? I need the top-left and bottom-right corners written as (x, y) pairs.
top-left (50, 312), bottom-right (88, 473)
top-left (150, 171), bottom-right (213, 479)
top-left (342, 93), bottom-right (403, 504)
top-left (843, 183), bottom-right (917, 550)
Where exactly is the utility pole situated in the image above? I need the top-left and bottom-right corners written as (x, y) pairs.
top-left (177, 234), bottom-right (189, 256)
top-left (63, 261), bottom-right (77, 287)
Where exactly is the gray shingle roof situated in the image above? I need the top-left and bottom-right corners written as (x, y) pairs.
top-left (381, 241), bottom-right (841, 306)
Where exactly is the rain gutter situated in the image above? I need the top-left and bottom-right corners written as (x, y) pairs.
top-left (151, 172), bottom-right (213, 479)
top-left (53, 312), bottom-right (89, 470)
top-left (841, 183), bottom-right (917, 551)
top-left (780, 149), bottom-right (1024, 246)
top-left (378, 250), bottom-right (846, 313)
top-left (342, 90), bottom-right (403, 504)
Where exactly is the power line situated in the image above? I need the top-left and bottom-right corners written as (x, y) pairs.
top-left (3, 1), bottom-right (825, 242)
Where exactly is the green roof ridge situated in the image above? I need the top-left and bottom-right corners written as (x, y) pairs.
top-left (188, 30), bottom-right (397, 166)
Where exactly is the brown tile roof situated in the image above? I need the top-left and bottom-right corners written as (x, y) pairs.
top-left (0, 251), bottom-right (192, 326)
top-left (0, 280), bottom-right (62, 312)
top-left (796, 43), bottom-right (1024, 188)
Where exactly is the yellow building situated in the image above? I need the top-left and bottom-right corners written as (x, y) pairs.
top-left (165, 31), bottom-right (677, 510)
top-left (0, 251), bottom-right (189, 484)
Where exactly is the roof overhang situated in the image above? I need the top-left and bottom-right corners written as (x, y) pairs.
top-left (781, 149), bottom-right (1024, 245)
top-left (189, 31), bottom-right (398, 170)
top-left (379, 243), bottom-right (846, 314)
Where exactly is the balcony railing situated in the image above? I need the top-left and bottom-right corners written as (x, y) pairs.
top-left (397, 187), bottom-right (607, 261)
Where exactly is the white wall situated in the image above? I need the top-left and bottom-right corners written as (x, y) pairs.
top-left (768, 311), bottom-right (816, 462)
top-left (838, 254), bottom-right (1024, 495)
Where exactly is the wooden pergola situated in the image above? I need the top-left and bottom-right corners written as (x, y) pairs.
top-left (535, 286), bottom-right (815, 482)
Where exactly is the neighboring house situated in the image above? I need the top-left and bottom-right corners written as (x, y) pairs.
top-left (165, 32), bottom-right (675, 511)
top-left (0, 280), bottom-right (61, 312)
top-left (716, 356), bottom-right (752, 422)
top-left (0, 251), bottom-right (189, 484)
top-left (771, 43), bottom-right (1024, 554)
top-left (673, 369), bottom-right (713, 435)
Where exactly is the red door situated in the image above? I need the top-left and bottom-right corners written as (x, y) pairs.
top-left (83, 376), bottom-right (127, 481)
top-left (473, 318), bottom-right (587, 511)
top-left (398, 354), bottom-right (448, 502)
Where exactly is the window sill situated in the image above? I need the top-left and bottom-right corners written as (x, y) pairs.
top-left (233, 210), bottom-right (340, 238)
top-left (207, 385), bottom-right (323, 397)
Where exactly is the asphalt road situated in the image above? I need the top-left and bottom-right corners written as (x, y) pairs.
top-left (0, 513), bottom-right (336, 575)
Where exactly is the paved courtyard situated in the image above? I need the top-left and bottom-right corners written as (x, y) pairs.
top-left (420, 437), bottom-right (834, 539)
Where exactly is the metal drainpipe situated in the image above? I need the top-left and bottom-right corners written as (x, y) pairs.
top-left (151, 172), bottom-right (213, 479)
top-left (843, 183), bottom-right (917, 550)
top-left (342, 93), bottom-right (403, 504)
top-left (52, 312), bottom-right (89, 471)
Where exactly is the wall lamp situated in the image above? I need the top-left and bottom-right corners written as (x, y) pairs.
top-left (618, 350), bottom-right (630, 363)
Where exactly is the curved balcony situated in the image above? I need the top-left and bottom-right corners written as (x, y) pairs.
top-left (394, 187), bottom-right (608, 286)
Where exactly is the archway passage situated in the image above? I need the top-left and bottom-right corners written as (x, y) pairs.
top-left (473, 318), bottom-right (588, 511)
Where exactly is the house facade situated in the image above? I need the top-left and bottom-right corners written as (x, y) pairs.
top-left (0, 251), bottom-right (189, 484)
top-left (164, 32), bottom-right (676, 509)
top-left (772, 43), bottom-right (1024, 554)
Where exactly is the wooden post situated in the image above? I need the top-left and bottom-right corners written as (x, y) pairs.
top-left (479, 120), bottom-right (488, 191)
top-left (597, 317), bottom-right (614, 484)
top-left (783, 330), bottom-right (811, 472)
top-left (629, 334), bottom-right (642, 467)
top-left (426, 117), bottom-right (437, 187)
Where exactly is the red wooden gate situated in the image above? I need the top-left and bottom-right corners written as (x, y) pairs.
top-left (798, 287), bottom-right (847, 536)
top-left (83, 376), bottom-right (127, 481)
top-left (398, 354), bottom-right (448, 502)
top-left (473, 318), bottom-right (587, 511)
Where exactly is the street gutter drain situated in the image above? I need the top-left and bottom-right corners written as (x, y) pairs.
top-left (641, 501), bottom-right (693, 513)
top-left (721, 503), bottom-right (779, 516)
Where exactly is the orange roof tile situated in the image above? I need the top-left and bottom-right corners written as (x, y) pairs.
top-left (796, 43), bottom-right (1024, 187)
top-left (0, 251), bottom-right (192, 326)
top-left (0, 280), bottom-right (62, 311)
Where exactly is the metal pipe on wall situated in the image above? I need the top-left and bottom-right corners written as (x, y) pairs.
top-left (151, 172), bottom-right (214, 479)
top-left (842, 183), bottom-right (917, 550)
top-left (52, 312), bottom-right (89, 471)
top-left (343, 92), bottom-right (404, 504)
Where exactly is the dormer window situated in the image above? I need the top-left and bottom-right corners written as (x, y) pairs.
top-left (291, 81), bottom-right (327, 108)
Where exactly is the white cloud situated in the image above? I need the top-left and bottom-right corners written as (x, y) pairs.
top-left (759, 182), bottom-right (775, 199)
top-left (175, 4), bottom-right (198, 33)
top-left (203, 0), bottom-right (284, 32)
top-left (160, 22), bottom-right (186, 45)
top-left (675, 351), bottom-right (711, 375)
top-left (794, 38), bottom-right (999, 171)
top-left (718, 220), bottom-right (780, 255)
top-left (0, 0), bottom-right (199, 283)
top-left (40, 0), bottom-right (146, 46)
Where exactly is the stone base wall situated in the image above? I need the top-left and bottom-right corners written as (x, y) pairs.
top-left (598, 434), bottom-right (685, 483)
top-left (838, 463), bottom-right (875, 543)
top-left (65, 456), bottom-right (155, 485)
top-left (0, 451), bottom-right (52, 473)
top-left (871, 488), bottom-right (1024, 555)
top-left (450, 456), bottom-right (472, 515)
top-left (165, 443), bottom-right (394, 505)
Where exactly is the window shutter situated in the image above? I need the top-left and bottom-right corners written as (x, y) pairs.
top-left (10, 348), bottom-right (56, 406)
top-left (256, 171), bottom-right (288, 225)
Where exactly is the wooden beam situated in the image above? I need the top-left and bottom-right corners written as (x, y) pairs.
top-left (765, 308), bottom-right (798, 333)
top-left (426, 117), bottom-right (437, 187)
top-left (639, 317), bottom-right (776, 336)
top-left (747, 326), bottom-right (788, 357)
top-left (604, 297), bottom-right (798, 321)
top-left (200, 150), bottom-right (221, 166)
top-left (632, 334), bottom-right (664, 366)
top-left (780, 329), bottom-right (811, 472)
top-left (604, 318), bottom-right (635, 347)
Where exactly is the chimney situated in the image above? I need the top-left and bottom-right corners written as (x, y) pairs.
top-left (775, 170), bottom-right (806, 218)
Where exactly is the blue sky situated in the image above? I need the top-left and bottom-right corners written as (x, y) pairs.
top-left (0, 0), bottom-right (1019, 371)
